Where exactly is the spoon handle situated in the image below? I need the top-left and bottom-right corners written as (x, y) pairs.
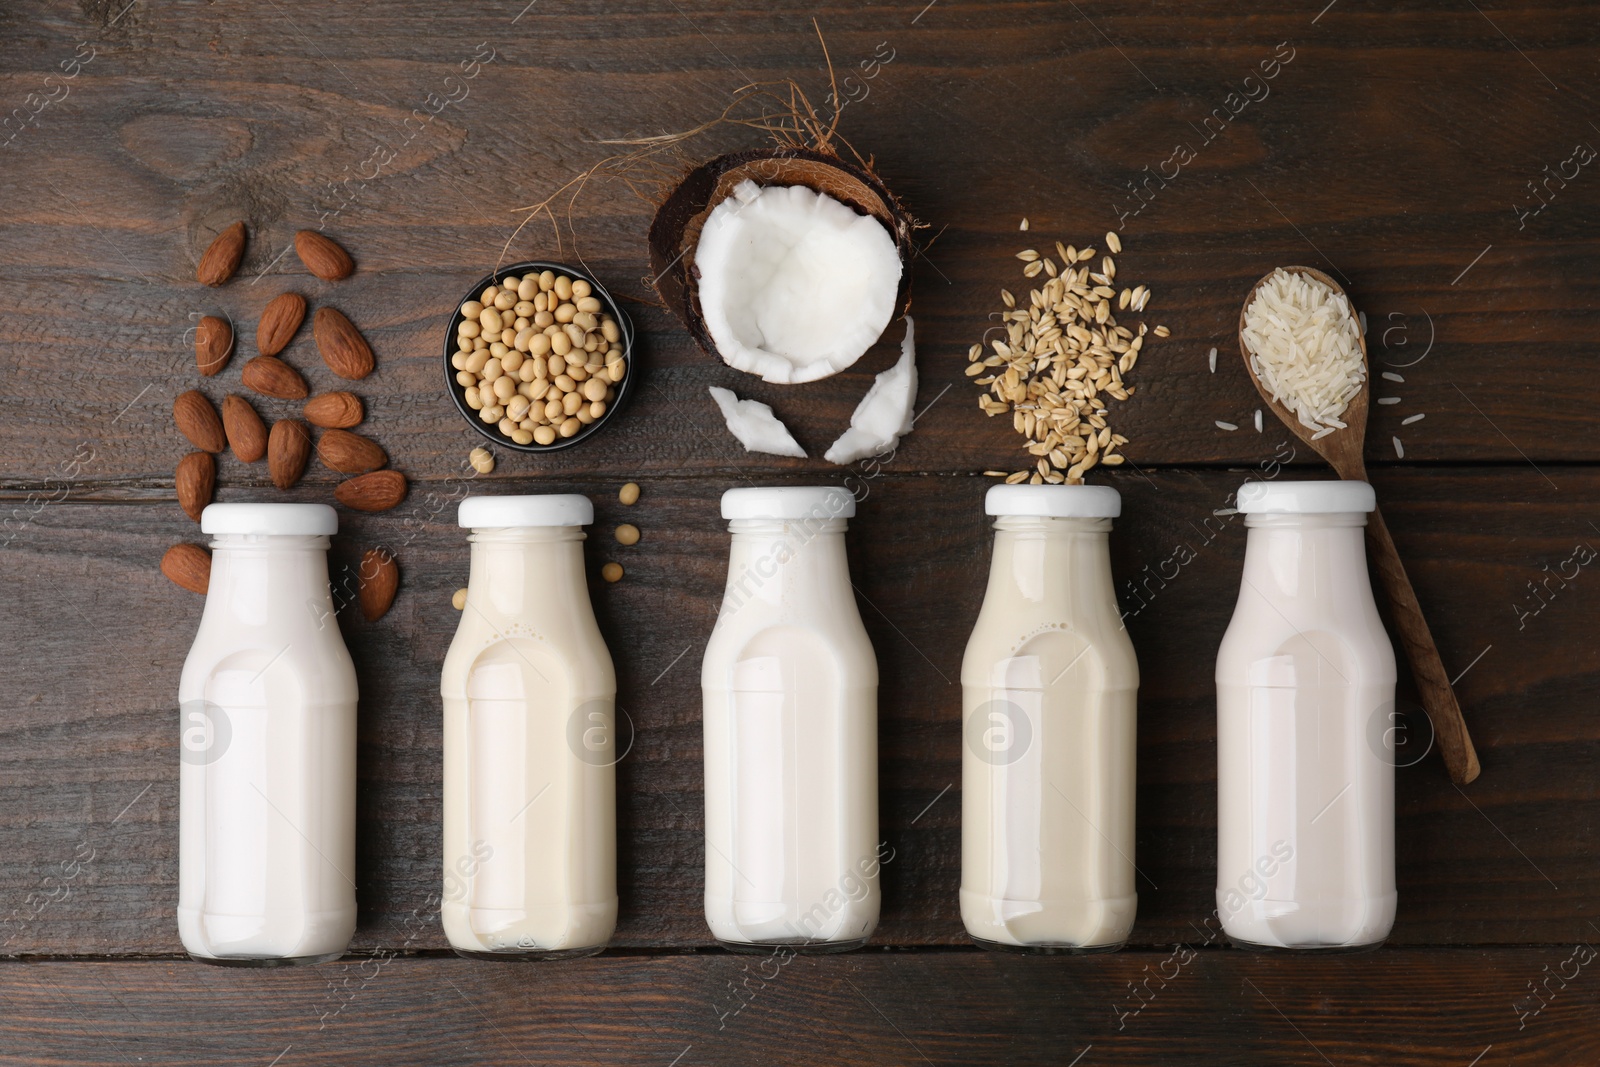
top-left (1366, 506), bottom-right (1481, 784)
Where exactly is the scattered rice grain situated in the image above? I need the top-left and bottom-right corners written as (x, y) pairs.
top-left (1254, 409), bottom-right (1263, 433)
top-left (1377, 397), bottom-right (1401, 405)
top-left (1393, 436), bottom-right (1404, 458)
top-left (1382, 371), bottom-right (1405, 383)
top-left (1208, 347), bottom-right (1217, 373)
top-left (1216, 420), bottom-right (1238, 431)
top-left (1401, 413), bottom-right (1425, 425)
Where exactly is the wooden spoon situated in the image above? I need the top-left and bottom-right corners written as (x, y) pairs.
top-left (1239, 266), bottom-right (1480, 784)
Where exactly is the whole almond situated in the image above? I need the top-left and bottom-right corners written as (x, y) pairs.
top-left (176, 451), bottom-right (215, 522)
top-left (161, 543), bottom-right (212, 595)
top-left (303, 391), bottom-right (363, 429)
top-left (318, 428), bottom-right (387, 474)
top-left (295, 230), bottom-right (354, 281)
top-left (173, 390), bottom-right (226, 453)
top-left (313, 307), bottom-right (375, 380)
top-left (256, 292), bottom-right (307, 357)
top-left (268, 418), bottom-right (312, 490)
top-left (357, 548), bottom-right (399, 622)
top-left (335, 469), bottom-right (407, 512)
top-left (195, 315), bottom-right (234, 376)
top-left (242, 355), bottom-right (310, 400)
top-left (196, 221), bottom-right (247, 286)
top-left (220, 394), bottom-right (268, 462)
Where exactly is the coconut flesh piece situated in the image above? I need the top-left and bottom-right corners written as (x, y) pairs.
top-left (824, 317), bottom-right (918, 465)
top-left (695, 180), bottom-right (902, 384)
top-left (708, 386), bottom-right (807, 458)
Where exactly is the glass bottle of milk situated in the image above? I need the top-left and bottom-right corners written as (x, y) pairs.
top-left (440, 494), bottom-right (617, 960)
top-left (702, 486), bottom-right (880, 952)
top-left (178, 503), bottom-right (357, 966)
top-left (960, 484), bottom-right (1139, 952)
top-left (1215, 480), bottom-right (1397, 950)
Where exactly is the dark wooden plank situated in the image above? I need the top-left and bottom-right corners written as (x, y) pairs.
top-left (1, 468), bottom-right (1595, 955)
top-left (2, 0), bottom-right (1600, 485)
top-left (1, 949), bottom-right (1597, 1065)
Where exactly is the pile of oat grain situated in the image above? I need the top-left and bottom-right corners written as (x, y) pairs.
top-left (972, 230), bottom-right (1167, 484)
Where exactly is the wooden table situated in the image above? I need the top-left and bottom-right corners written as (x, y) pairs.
top-left (3, 1), bottom-right (1598, 1062)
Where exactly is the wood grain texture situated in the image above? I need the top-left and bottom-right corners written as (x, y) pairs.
top-left (2, 0), bottom-right (1599, 1058)
top-left (2, 470), bottom-right (1595, 956)
top-left (1, 949), bottom-right (1598, 1066)
top-left (1, 1), bottom-right (1599, 485)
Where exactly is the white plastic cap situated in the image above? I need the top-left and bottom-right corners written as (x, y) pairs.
top-left (985, 484), bottom-right (1121, 519)
top-left (1236, 479), bottom-right (1376, 514)
top-left (722, 486), bottom-right (856, 521)
top-left (201, 502), bottom-right (337, 536)
top-left (459, 494), bottom-right (593, 528)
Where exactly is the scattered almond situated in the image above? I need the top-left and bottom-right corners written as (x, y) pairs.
top-left (196, 221), bottom-right (247, 286)
top-left (242, 355), bottom-right (309, 400)
top-left (318, 428), bottom-right (387, 474)
top-left (314, 307), bottom-right (375, 380)
top-left (161, 543), bottom-right (211, 595)
top-left (176, 451), bottom-right (215, 521)
top-left (334, 469), bottom-right (407, 512)
top-left (267, 418), bottom-right (311, 490)
top-left (195, 315), bottom-right (234, 376)
top-left (256, 292), bottom-right (307, 357)
top-left (220, 394), bottom-right (267, 463)
top-left (357, 548), bottom-right (399, 621)
top-left (173, 390), bottom-right (226, 453)
top-left (303, 392), bottom-right (364, 429)
top-left (295, 230), bottom-right (355, 281)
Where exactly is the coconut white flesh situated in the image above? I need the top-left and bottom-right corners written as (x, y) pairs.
top-left (695, 180), bottom-right (902, 384)
top-left (708, 386), bottom-right (808, 458)
top-left (825, 317), bottom-right (918, 465)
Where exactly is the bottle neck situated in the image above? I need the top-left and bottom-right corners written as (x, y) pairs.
top-left (987, 515), bottom-right (1117, 609)
top-left (720, 518), bottom-right (851, 616)
top-left (465, 526), bottom-right (590, 614)
top-left (1241, 512), bottom-right (1371, 600)
top-left (203, 533), bottom-right (335, 632)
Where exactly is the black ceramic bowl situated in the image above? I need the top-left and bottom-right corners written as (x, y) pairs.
top-left (443, 261), bottom-right (636, 453)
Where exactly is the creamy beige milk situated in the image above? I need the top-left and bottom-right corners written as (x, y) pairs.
top-left (178, 503), bottom-right (357, 965)
top-left (441, 495), bottom-right (616, 959)
top-left (1216, 480), bottom-right (1396, 950)
top-left (702, 487), bottom-right (880, 951)
top-left (960, 485), bottom-right (1138, 951)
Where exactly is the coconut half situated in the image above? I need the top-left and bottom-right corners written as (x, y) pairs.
top-left (824, 316), bottom-right (917, 465)
top-left (650, 148), bottom-right (916, 382)
top-left (708, 386), bottom-right (808, 458)
top-left (694, 181), bottom-right (901, 383)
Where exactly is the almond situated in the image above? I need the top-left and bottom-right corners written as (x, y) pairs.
top-left (357, 548), bottom-right (399, 621)
top-left (173, 390), bottom-right (226, 453)
top-left (303, 391), bottom-right (363, 429)
top-left (268, 418), bottom-right (312, 490)
top-left (195, 315), bottom-right (234, 376)
top-left (220, 394), bottom-right (268, 462)
top-left (176, 451), bottom-right (215, 522)
top-left (196, 221), bottom-right (247, 286)
top-left (317, 428), bottom-right (387, 474)
top-left (256, 292), bottom-right (307, 357)
top-left (335, 469), bottom-right (407, 512)
top-left (161, 543), bottom-right (212, 595)
top-left (242, 355), bottom-right (309, 400)
top-left (313, 307), bottom-right (375, 380)
top-left (295, 230), bottom-right (355, 281)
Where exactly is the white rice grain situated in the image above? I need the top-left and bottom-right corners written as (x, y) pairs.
top-left (1240, 268), bottom-right (1365, 436)
top-left (1216, 420), bottom-right (1238, 431)
top-left (1402, 413), bottom-right (1425, 425)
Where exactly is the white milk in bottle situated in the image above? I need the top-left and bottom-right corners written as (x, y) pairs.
top-left (178, 503), bottom-right (357, 965)
top-left (441, 494), bottom-right (616, 960)
top-left (961, 484), bottom-right (1139, 952)
top-left (1215, 480), bottom-right (1397, 950)
top-left (702, 486), bottom-right (880, 952)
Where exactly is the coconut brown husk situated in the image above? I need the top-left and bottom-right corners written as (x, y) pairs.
top-left (647, 146), bottom-right (917, 372)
